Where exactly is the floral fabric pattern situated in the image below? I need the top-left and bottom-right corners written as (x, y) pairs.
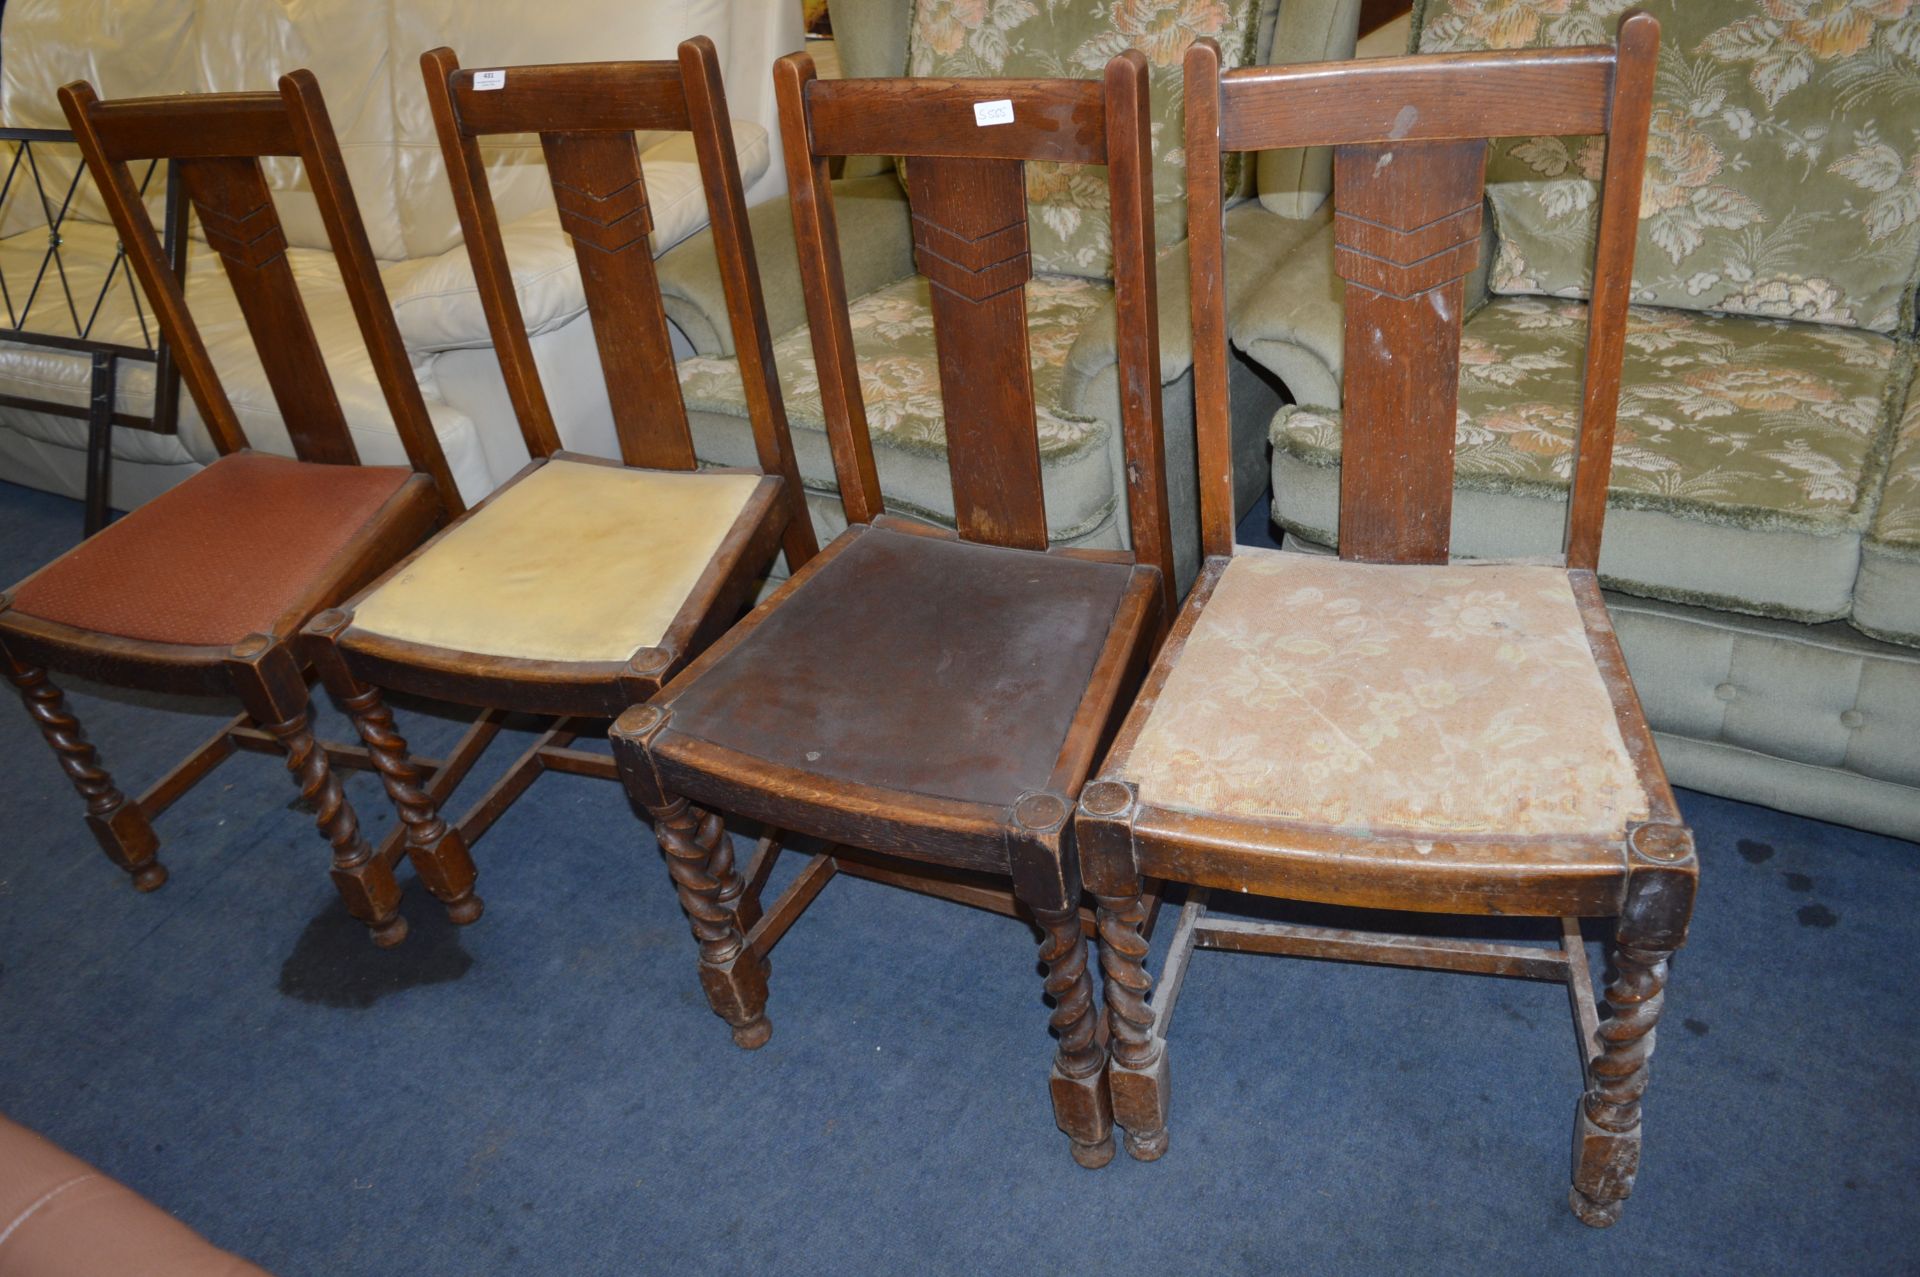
top-left (1273, 296), bottom-right (1902, 532)
top-left (677, 273), bottom-right (1110, 459)
top-left (1416, 0), bottom-right (1920, 332)
top-left (906, 0), bottom-right (1269, 278)
top-left (1869, 388), bottom-right (1920, 552)
top-left (1124, 549), bottom-right (1650, 837)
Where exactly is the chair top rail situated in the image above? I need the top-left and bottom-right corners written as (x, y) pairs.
top-left (801, 75), bottom-right (1108, 165)
top-left (79, 92), bottom-right (299, 162)
top-left (1217, 46), bottom-right (1616, 151)
top-left (444, 60), bottom-right (692, 137)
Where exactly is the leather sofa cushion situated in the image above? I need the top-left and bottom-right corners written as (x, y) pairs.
top-left (349, 458), bottom-right (759, 663)
top-left (1269, 298), bottom-right (1904, 620)
top-left (1123, 548), bottom-right (1647, 837)
top-left (386, 125), bottom-right (771, 355)
top-left (8, 452), bottom-right (411, 647)
top-left (0, 1113), bottom-right (269, 1275)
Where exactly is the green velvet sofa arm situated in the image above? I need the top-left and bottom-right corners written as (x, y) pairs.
top-left (1062, 199), bottom-right (1326, 407)
top-left (656, 173), bottom-right (918, 357)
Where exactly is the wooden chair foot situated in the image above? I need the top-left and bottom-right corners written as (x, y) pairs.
top-left (409, 826), bottom-right (483, 926)
top-left (1049, 1058), bottom-right (1114, 1169)
top-left (368, 912), bottom-right (411, 948)
top-left (1569, 1185), bottom-right (1626, 1229)
top-left (327, 856), bottom-right (406, 946)
top-left (729, 1013), bottom-right (773, 1051)
top-left (1070, 1132), bottom-right (1116, 1170)
top-left (1110, 1047), bottom-right (1171, 1161)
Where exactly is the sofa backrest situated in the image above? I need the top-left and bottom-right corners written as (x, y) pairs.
top-left (1413, 0), bottom-right (1920, 334)
top-left (850, 0), bottom-right (1359, 280)
top-left (0, 0), bottom-right (800, 261)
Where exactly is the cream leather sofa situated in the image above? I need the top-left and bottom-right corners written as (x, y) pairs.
top-left (0, 0), bottom-right (800, 512)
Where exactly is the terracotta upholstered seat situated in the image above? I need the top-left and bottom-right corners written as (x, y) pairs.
top-left (9, 453), bottom-right (411, 648)
top-left (348, 459), bottom-right (761, 664)
top-left (663, 524), bottom-right (1135, 808)
top-left (1122, 549), bottom-right (1648, 838)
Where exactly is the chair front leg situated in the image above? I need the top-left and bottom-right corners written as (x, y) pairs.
top-left (1033, 902), bottom-right (1114, 1169)
top-left (2, 645), bottom-right (162, 890)
top-left (226, 633), bottom-right (410, 945)
top-left (1571, 825), bottom-right (1695, 1227)
top-left (1570, 937), bottom-right (1672, 1227)
top-left (338, 681), bottom-right (482, 928)
top-left (1096, 884), bottom-right (1169, 1161)
top-left (611, 704), bottom-right (769, 1049)
top-left (1013, 791), bottom-right (1114, 1169)
top-left (651, 792), bottom-right (771, 1049)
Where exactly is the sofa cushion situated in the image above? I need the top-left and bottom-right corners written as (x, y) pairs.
top-left (1413, 0), bottom-right (1920, 333)
top-left (1853, 384), bottom-right (1920, 646)
top-left (7, 452), bottom-right (412, 647)
top-left (350, 459), bottom-right (759, 663)
top-left (903, 0), bottom-right (1273, 279)
top-left (0, 222), bottom-right (493, 503)
top-left (677, 272), bottom-right (1123, 539)
top-left (1269, 296), bottom-right (1906, 619)
top-left (386, 125), bottom-right (772, 355)
top-left (1123, 549), bottom-right (1648, 836)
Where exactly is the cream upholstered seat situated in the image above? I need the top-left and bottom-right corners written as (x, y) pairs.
top-left (1122, 547), bottom-right (1649, 839)
top-left (350, 458), bottom-right (760, 663)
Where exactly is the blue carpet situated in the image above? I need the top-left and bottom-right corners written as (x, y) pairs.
top-left (0, 478), bottom-right (1916, 1275)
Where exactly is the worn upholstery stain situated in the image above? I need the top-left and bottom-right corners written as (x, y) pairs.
top-left (1797, 903), bottom-right (1839, 929)
top-left (1782, 872), bottom-right (1815, 893)
top-left (1683, 1018), bottom-right (1710, 1036)
top-left (1737, 839), bottom-right (1775, 864)
top-left (278, 898), bottom-right (472, 1008)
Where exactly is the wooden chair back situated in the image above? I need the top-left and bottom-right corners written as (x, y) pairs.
top-left (774, 51), bottom-right (1174, 609)
top-left (57, 74), bottom-right (463, 515)
top-left (421, 39), bottom-right (815, 565)
top-left (1185, 13), bottom-right (1658, 569)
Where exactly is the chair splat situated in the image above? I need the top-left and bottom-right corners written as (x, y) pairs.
top-left (1329, 137), bottom-right (1486, 565)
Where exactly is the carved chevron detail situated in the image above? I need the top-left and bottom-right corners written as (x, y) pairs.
top-left (198, 200), bottom-right (289, 270)
top-left (912, 210), bottom-right (1030, 302)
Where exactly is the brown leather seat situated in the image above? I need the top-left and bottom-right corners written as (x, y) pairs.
top-left (8, 451), bottom-right (413, 647)
top-left (0, 1113), bottom-right (271, 1275)
top-left (663, 524), bottom-right (1135, 809)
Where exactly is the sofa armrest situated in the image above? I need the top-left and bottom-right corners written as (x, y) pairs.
top-left (656, 173), bottom-right (918, 357)
top-left (388, 126), bottom-right (772, 355)
top-left (1062, 200), bottom-right (1326, 406)
top-left (1254, 0), bottom-right (1365, 218)
top-left (1234, 203), bottom-right (1493, 406)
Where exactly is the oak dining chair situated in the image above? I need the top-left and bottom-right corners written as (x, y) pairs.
top-left (1076, 14), bottom-right (1692, 1225)
top-left (0, 74), bottom-right (458, 938)
top-left (298, 39), bottom-right (816, 939)
top-left (610, 48), bottom-right (1175, 1169)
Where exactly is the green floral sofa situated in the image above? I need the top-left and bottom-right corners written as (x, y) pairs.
top-left (1243, 0), bottom-right (1920, 841)
top-left (654, 0), bottom-right (1363, 590)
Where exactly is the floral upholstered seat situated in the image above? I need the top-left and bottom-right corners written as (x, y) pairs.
top-left (1123, 548), bottom-right (1648, 837)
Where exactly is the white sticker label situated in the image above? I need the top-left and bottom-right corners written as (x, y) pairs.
top-left (973, 99), bottom-right (1014, 127)
top-left (472, 69), bottom-right (506, 91)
